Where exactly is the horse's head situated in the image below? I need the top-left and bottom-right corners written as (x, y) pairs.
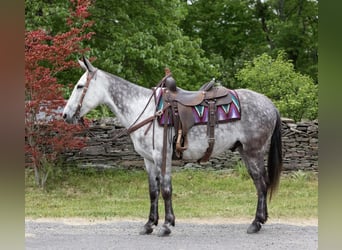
top-left (63, 57), bottom-right (103, 124)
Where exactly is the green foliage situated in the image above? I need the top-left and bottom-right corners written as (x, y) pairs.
top-left (181, 0), bottom-right (318, 85)
top-left (236, 51), bottom-right (318, 121)
top-left (265, 0), bottom-right (318, 83)
top-left (25, 0), bottom-right (318, 119)
top-left (25, 0), bottom-right (70, 33)
top-left (290, 170), bottom-right (314, 182)
top-left (181, 0), bottom-right (266, 87)
top-left (233, 161), bottom-right (250, 180)
top-left (85, 0), bottom-right (219, 90)
top-left (85, 105), bottom-right (114, 119)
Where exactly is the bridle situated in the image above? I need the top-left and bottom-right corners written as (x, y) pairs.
top-left (74, 69), bottom-right (98, 122)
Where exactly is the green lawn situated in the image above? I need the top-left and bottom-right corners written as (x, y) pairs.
top-left (25, 167), bottom-right (317, 220)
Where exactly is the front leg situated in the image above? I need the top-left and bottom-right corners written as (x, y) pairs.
top-left (158, 173), bottom-right (175, 236)
top-left (140, 158), bottom-right (160, 235)
top-left (158, 154), bottom-right (175, 237)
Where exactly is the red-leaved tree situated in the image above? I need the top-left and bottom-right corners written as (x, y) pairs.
top-left (25, 0), bottom-right (94, 187)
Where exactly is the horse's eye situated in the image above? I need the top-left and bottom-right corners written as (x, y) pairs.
top-left (77, 85), bottom-right (84, 89)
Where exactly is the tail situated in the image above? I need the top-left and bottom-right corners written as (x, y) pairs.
top-left (267, 111), bottom-right (283, 201)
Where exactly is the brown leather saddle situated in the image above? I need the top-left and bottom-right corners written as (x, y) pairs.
top-left (160, 76), bottom-right (237, 162)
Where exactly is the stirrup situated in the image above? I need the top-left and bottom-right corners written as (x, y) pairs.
top-left (175, 130), bottom-right (188, 153)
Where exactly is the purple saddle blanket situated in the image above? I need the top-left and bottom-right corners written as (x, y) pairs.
top-left (156, 88), bottom-right (241, 126)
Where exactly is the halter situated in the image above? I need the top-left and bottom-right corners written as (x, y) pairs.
top-left (74, 69), bottom-right (98, 122)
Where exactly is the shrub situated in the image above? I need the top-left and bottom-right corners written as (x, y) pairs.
top-left (25, 0), bottom-right (94, 188)
top-left (236, 51), bottom-right (318, 121)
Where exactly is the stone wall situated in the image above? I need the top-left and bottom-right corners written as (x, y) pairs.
top-left (64, 118), bottom-right (318, 172)
top-left (280, 118), bottom-right (318, 171)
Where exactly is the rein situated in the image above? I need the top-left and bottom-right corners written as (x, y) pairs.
top-left (112, 72), bottom-right (172, 140)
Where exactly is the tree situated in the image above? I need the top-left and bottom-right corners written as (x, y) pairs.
top-left (25, 0), bottom-right (71, 33)
top-left (25, 0), bottom-right (95, 87)
top-left (181, 0), bottom-right (264, 87)
top-left (181, 0), bottom-right (318, 85)
top-left (85, 0), bottom-right (219, 90)
top-left (236, 51), bottom-right (318, 121)
top-left (254, 0), bottom-right (318, 83)
top-left (25, 0), bottom-right (94, 187)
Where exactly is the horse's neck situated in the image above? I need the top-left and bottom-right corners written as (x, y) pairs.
top-left (105, 73), bottom-right (153, 128)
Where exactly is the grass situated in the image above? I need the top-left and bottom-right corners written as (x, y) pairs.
top-left (25, 166), bottom-right (317, 221)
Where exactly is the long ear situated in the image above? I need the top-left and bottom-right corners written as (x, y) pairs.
top-left (82, 56), bottom-right (96, 72)
top-left (78, 59), bottom-right (87, 71)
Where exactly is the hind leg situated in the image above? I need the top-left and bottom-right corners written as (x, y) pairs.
top-left (140, 158), bottom-right (160, 235)
top-left (240, 151), bottom-right (269, 234)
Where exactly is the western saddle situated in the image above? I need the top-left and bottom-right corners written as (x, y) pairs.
top-left (160, 73), bottom-right (234, 163)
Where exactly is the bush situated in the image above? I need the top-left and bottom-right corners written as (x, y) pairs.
top-left (236, 51), bottom-right (318, 121)
top-left (25, 0), bottom-right (94, 188)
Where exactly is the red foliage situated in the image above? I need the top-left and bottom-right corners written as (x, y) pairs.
top-left (25, 0), bottom-right (94, 173)
top-left (69, 0), bottom-right (92, 20)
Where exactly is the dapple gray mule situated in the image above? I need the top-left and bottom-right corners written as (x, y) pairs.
top-left (63, 57), bottom-right (282, 236)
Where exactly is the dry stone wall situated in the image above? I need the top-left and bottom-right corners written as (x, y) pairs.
top-left (64, 118), bottom-right (318, 172)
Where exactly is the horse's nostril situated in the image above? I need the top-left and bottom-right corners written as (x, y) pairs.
top-left (63, 113), bottom-right (67, 119)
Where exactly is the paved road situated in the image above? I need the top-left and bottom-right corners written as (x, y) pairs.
top-left (25, 219), bottom-right (317, 250)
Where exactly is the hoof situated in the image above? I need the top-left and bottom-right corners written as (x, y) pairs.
top-left (139, 225), bottom-right (153, 235)
top-left (157, 224), bottom-right (171, 237)
top-left (247, 221), bottom-right (262, 234)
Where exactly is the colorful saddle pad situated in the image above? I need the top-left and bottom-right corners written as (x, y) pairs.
top-left (156, 88), bottom-right (241, 126)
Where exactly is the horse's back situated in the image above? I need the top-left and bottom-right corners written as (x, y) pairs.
top-left (236, 88), bottom-right (276, 108)
top-left (236, 88), bottom-right (278, 123)
top-left (234, 88), bottom-right (279, 148)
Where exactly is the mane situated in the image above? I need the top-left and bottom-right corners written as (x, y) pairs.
top-left (102, 71), bottom-right (151, 96)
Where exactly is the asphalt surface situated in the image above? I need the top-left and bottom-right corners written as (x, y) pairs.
top-left (25, 219), bottom-right (317, 250)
